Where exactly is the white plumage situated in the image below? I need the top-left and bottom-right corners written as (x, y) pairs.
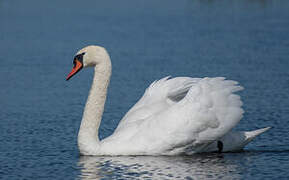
top-left (66, 45), bottom-right (270, 156)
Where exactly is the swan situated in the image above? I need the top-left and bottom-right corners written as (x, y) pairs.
top-left (66, 45), bottom-right (270, 156)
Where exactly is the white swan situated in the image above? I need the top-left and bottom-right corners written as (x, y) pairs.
top-left (66, 45), bottom-right (270, 156)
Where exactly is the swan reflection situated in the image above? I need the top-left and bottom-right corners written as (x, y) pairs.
top-left (78, 154), bottom-right (242, 179)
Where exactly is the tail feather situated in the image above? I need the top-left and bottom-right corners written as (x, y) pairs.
top-left (200, 127), bottom-right (271, 153)
top-left (244, 127), bottom-right (271, 143)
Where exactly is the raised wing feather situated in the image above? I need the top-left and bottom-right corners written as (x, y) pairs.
top-left (179, 77), bottom-right (244, 153)
top-left (142, 77), bottom-right (244, 154)
top-left (115, 76), bottom-right (200, 131)
top-left (103, 76), bottom-right (244, 155)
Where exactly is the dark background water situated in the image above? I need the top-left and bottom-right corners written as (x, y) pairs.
top-left (1, 0), bottom-right (289, 179)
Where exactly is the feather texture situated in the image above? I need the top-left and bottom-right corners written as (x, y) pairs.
top-left (100, 77), bottom-right (244, 155)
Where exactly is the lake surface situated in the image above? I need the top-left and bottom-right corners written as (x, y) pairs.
top-left (1, 0), bottom-right (289, 179)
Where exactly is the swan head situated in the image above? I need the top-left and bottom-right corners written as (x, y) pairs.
top-left (66, 45), bottom-right (109, 80)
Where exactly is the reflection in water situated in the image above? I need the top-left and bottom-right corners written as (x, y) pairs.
top-left (78, 154), bottom-right (242, 179)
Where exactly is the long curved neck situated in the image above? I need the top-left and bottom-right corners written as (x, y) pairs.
top-left (78, 58), bottom-right (111, 155)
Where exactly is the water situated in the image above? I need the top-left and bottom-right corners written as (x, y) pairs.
top-left (1, 0), bottom-right (289, 179)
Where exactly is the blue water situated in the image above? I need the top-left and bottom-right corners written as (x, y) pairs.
top-left (1, 0), bottom-right (289, 179)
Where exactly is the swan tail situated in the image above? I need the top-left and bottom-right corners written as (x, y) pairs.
top-left (244, 127), bottom-right (271, 143)
top-left (200, 127), bottom-right (271, 153)
top-left (222, 127), bottom-right (271, 152)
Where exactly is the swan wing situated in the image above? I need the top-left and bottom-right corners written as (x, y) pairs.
top-left (148, 77), bottom-right (244, 154)
top-left (108, 77), bottom-right (244, 155)
top-left (115, 76), bottom-right (201, 131)
top-left (172, 77), bottom-right (244, 153)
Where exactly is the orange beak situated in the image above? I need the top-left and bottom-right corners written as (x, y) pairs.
top-left (66, 59), bottom-right (83, 81)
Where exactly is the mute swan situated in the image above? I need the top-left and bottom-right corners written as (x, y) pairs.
top-left (66, 45), bottom-right (270, 156)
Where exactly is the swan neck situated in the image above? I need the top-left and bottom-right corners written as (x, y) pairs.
top-left (78, 58), bottom-right (111, 155)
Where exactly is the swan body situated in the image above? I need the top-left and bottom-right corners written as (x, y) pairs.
top-left (66, 45), bottom-right (270, 156)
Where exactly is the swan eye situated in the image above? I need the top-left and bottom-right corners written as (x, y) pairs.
top-left (73, 52), bottom-right (86, 65)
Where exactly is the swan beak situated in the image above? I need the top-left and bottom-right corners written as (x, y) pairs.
top-left (66, 59), bottom-right (83, 81)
